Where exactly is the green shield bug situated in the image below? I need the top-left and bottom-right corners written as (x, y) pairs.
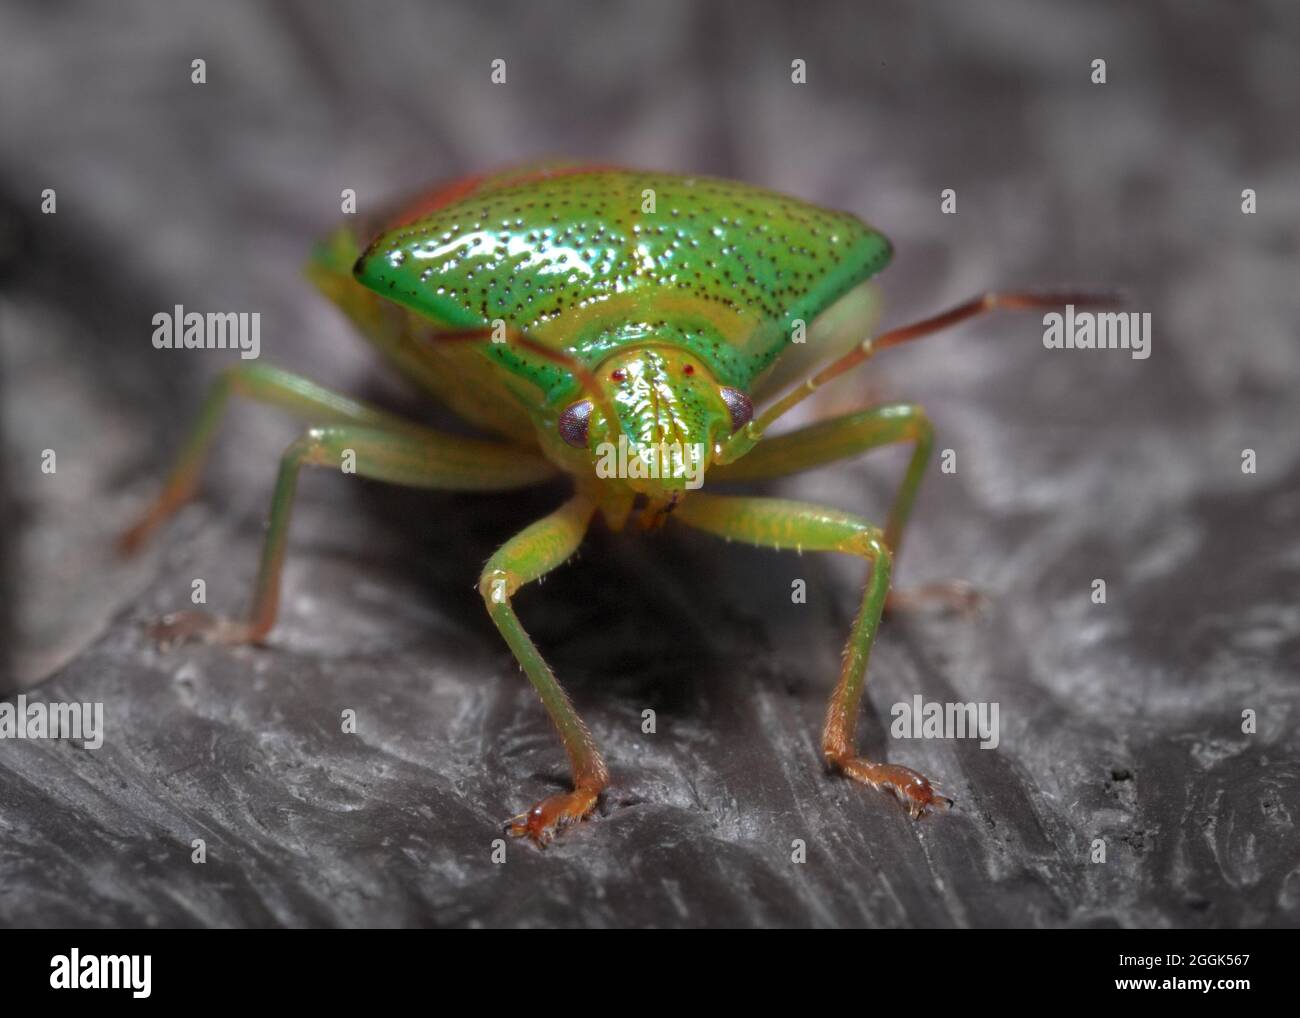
top-left (120, 162), bottom-right (1113, 845)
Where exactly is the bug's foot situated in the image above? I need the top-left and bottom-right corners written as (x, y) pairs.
top-left (834, 757), bottom-right (953, 819)
top-left (146, 611), bottom-right (258, 649)
top-left (505, 787), bottom-right (599, 847)
top-left (886, 579), bottom-right (986, 618)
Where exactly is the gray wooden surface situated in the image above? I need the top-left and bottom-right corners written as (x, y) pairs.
top-left (1, 0), bottom-right (1297, 927)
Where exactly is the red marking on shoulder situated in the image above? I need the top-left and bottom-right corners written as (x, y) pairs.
top-left (490, 162), bottom-right (625, 189)
top-left (385, 162), bottom-right (626, 230)
top-left (385, 172), bottom-right (493, 229)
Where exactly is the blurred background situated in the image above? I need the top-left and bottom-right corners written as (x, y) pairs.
top-left (0, 0), bottom-right (1297, 927)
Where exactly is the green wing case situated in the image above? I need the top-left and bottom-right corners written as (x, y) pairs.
top-left (354, 168), bottom-right (891, 394)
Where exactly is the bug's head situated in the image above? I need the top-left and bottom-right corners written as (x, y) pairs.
top-left (554, 346), bottom-right (752, 499)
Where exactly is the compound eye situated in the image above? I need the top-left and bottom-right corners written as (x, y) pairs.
top-left (558, 399), bottom-right (593, 448)
top-left (720, 387), bottom-right (753, 432)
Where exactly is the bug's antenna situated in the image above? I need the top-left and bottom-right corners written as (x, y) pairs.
top-left (715, 288), bottom-right (1123, 465)
top-left (427, 328), bottom-right (620, 432)
top-left (757, 289), bottom-right (1123, 433)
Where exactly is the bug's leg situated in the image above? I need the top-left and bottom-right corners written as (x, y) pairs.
top-left (711, 404), bottom-right (930, 556)
top-left (710, 404), bottom-right (981, 614)
top-left (673, 493), bottom-right (951, 818)
top-left (477, 493), bottom-right (607, 846)
top-left (118, 363), bottom-right (455, 553)
top-left (149, 424), bottom-right (554, 646)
